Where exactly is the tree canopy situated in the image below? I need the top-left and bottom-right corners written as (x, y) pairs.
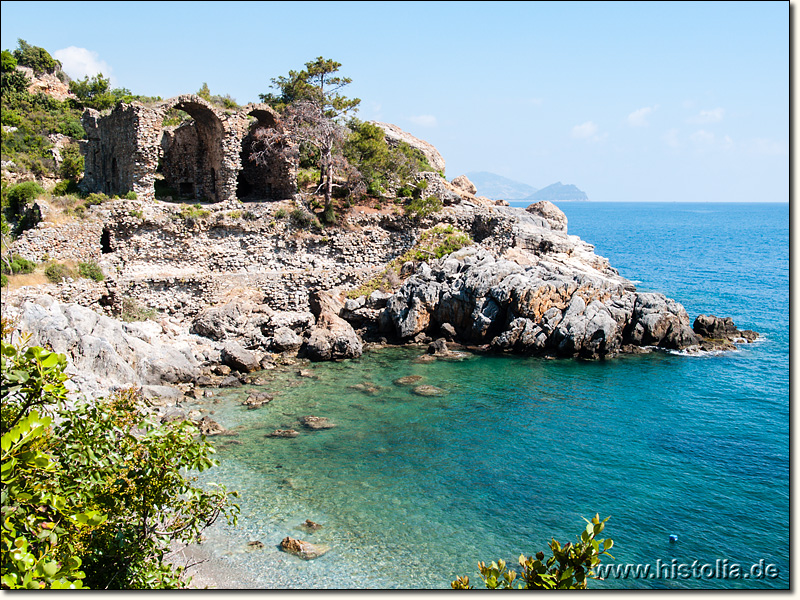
top-left (12, 39), bottom-right (60, 75)
top-left (259, 56), bottom-right (360, 119)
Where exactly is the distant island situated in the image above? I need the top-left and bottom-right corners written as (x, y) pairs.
top-left (464, 172), bottom-right (538, 200)
top-left (523, 182), bottom-right (588, 203)
top-left (466, 172), bottom-right (588, 202)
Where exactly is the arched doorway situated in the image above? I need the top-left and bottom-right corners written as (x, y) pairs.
top-left (237, 106), bottom-right (296, 201)
top-left (157, 97), bottom-right (225, 202)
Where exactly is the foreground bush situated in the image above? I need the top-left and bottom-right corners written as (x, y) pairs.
top-left (452, 515), bottom-right (613, 589)
top-left (1, 320), bottom-right (239, 588)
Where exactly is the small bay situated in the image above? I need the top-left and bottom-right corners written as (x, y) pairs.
top-left (192, 202), bottom-right (788, 589)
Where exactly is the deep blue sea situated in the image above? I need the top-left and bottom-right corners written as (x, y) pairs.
top-left (191, 202), bottom-right (789, 589)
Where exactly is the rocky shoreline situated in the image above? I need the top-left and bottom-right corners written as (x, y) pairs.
top-left (3, 194), bottom-right (758, 410)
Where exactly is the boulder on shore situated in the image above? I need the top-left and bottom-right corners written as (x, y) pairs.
top-left (305, 310), bottom-right (363, 361)
top-left (221, 341), bottom-right (261, 373)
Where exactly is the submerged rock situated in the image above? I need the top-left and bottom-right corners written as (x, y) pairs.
top-left (349, 382), bottom-right (381, 395)
top-left (269, 429), bottom-right (299, 438)
top-left (412, 385), bottom-right (447, 397)
top-left (300, 519), bottom-right (323, 531)
top-left (242, 392), bottom-right (273, 409)
top-left (196, 416), bottom-right (228, 436)
top-left (299, 415), bottom-right (336, 430)
top-left (279, 536), bottom-right (329, 560)
top-left (246, 540), bottom-right (265, 550)
top-left (394, 375), bottom-right (423, 386)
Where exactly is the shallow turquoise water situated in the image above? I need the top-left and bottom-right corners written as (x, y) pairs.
top-left (193, 203), bottom-right (788, 589)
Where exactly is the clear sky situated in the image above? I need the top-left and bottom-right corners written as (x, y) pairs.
top-left (1, 1), bottom-right (789, 202)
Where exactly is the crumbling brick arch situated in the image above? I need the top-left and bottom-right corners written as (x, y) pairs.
top-left (155, 95), bottom-right (229, 203)
top-left (236, 103), bottom-right (297, 201)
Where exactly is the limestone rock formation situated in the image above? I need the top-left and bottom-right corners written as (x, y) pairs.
top-left (5, 294), bottom-right (200, 399)
top-left (304, 311), bottom-right (363, 361)
top-left (378, 235), bottom-right (701, 359)
top-left (371, 122), bottom-right (446, 173)
top-left (272, 326), bottom-right (303, 352)
top-left (221, 341), bottom-right (261, 373)
top-left (525, 200), bottom-right (568, 232)
top-left (693, 314), bottom-right (758, 351)
top-left (451, 175), bottom-right (478, 196)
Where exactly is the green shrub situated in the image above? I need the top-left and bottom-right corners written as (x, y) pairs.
top-left (1, 49), bottom-right (17, 72)
top-left (290, 208), bottom-right (312, 228)
top-left (452, 514), bottom-right (613, 589)
top-left (44, 262), bottom-right (74, 283)
top-left (52, 179), bottom-right (80, 196)
top-left (84, 192), bottom-right (109, 206)
top-left (1, 254), bottom-right (36, 275)
top-left (123, 191), bottom-right (137, 200)
top-left (77, 261), bottom-right (104, 282)
top-left (13, 39), bottom-right (60, 75)
top-left (0, 273), bottom-right (7, 288)
top-left (56, 117), bottom-right (85, 139)
top-left (321, 204), bottom-right (337, 225)
top-left (6, 181), bottom-right (44, 215)
top-left (178, 203), bottom-right (210, 220)
top-left (343, 119), bottom-right (434, 198)
top-left (405, 195), bottom-right (442, 220)
top-left (1, 109), bottom-right (21, 127)
top-left (274, 208), bottom-right (288, 219)
top-left (119, 297), bottom-right (157, 322)
top-left (59, 143), bottom-right (84, 180)
top-left (297, 168), bottom-right (321, 188)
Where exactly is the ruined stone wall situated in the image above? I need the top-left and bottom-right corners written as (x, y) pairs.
top-left (10, 220), bottom-right (105, 263)
top-left (9, 195), bottom-right (520, 320)
top-left (80, 96), bottom-right (293, 204)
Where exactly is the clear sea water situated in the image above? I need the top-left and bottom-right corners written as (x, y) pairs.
top-left (189, 202), bottom-right (789, 589)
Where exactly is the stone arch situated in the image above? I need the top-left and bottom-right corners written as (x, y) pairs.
top-left (155, 95), bottom-right (227, 202)
top-left (236, 103), bottom-right (296, 200)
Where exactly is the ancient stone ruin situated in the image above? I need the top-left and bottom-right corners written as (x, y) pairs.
top-left (79, 94), bottom-right (296, 203)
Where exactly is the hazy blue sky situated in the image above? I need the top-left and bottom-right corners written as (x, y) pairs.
top-left (1, 1), bottom-right (789, 202)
